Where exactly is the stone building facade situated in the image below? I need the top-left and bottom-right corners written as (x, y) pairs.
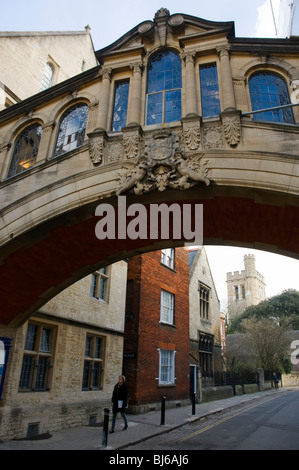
top-left (0, 261), bottom-right (127, 441)
top-left (0, 5), bottom-right (298, 437)
top-left (226, 254), bottom-right (266, 321)
top-left (189, 247), bottom-right (222, 393)
top-left (0, 28), bottom-right (97, 109)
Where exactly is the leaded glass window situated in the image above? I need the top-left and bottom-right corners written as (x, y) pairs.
top-left (249, 72), bottom-right (294, 124)
top-left (111, 80), bottom-right (129, 131)
top-left (146, 50), bottom-right (182, 125)
top-left (54, 104), bottom-right (89, 157)
top-left (200, 64), bottom-right (221, 118)
top-left (82, 335), bottom-right (104, 390)
top-left (90, 267), bottom-right (109, 301)
top-left (19, 323), bottom-right (55, 391)
top-left (7, 124), bottom-right (42, 178)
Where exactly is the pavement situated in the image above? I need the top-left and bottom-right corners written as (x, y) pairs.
top-left (0, 387), bottom-right (295, 451)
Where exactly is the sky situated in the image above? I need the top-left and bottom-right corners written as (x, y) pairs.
top-left (0, 0), bottom-right (298, 302)
top-left (0, 0), bottom-right (280, 48)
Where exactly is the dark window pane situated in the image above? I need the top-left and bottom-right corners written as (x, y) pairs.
top-left (200, 64), bottom-right (221, 118)
top-left (111, 80), bottom-right (129, 131)
top-left (94, 338), bottom-right (101, 359)
top-left (8, 125), bottom-right (42, 178)
top-left (40, 328), bottom-right (51, 352)
top-left (249, 72), bottom-right (294, 123)
top-left (92, 362), bottom-right (102, 388)
top-left (35, 357), bottom-right (49, 390)
top-left (85, 336), bottom-right (92, 357)
top-left (19, 355), bottom-right (35, 389)
top-left (82, 361), bottom-right (90, 389)
top-left (25, 324), bottom-right (37, 351)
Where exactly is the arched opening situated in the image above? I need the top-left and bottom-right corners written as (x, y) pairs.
top-left (0, 186), bottom-right (298, 326)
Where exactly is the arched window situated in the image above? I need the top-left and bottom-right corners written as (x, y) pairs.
top-left (7, 124), bottom-right (42, 178)
top-left (146, 50), bottom-right (182, 125)
top-left (249, 72), bottom-right (294, 124)
top-left (41, 62), bottom-right (54, 91)
top-left (54, 104), bottom-right (89, 157)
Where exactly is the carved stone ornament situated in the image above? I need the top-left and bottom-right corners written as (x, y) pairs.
top-left (291, 80), bottom-right (299, 104)
top-left (88, 130), bottom-right (106, 165)
top-left (221, 112), bottom-right (241, 147)
top-left (182, 117), bottom-right (201, 150)
top-left (116, 131), bottom-right (210, 195)
top-left (123, 127), bottom-right (140, 160)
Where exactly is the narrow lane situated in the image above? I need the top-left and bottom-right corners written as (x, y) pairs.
top-left (127, 390), bottom-right (299, 450)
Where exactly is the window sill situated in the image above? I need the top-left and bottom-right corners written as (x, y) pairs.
top-left (157, 383), bottom-right (175, 388)
top-left (159, 321), bottom-right (176, 329)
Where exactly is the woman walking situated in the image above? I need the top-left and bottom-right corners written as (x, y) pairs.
top-left (110, 375), bottom-right (128, 433)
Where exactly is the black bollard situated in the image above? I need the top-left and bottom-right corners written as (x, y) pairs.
top-left (192, 393), bottom-right (196, 415)
top-left (160, 396), bottom-right (166, 425)
top-left (102, 407), bottom-right (110, 447)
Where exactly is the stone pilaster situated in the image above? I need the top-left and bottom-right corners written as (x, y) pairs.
top-left (181, 50), bottom-right (199, 117)
top-left (217, 45), bottom-right (236, 111)
top-left (127, 62), bottom-right (144, 126)
top-left (96, 67), bottom-right (113, 130)
top-left (38, 121), bottom-right (55, 162)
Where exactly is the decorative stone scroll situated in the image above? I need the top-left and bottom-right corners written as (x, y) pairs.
top-left (221, 110), bottom-right (241, 147)
top-left (122, 125), bottom-right (142, 160)
top-left (182, 116), bottom-right (201, 150)
top-left (88, 129), bottom-right (107, 165)
top-left (116, 131), bottom-right (210, 195)
top-left (291, 80), bottom-right (299, 104)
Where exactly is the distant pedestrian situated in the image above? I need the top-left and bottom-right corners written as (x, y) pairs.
top-left (110, 375), bottom-right (128, 433)
top-left (273, 372), bottom-right (279, 390)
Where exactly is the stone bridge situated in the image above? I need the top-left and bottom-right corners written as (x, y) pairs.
top-left (0, 9), bottom-right (298, 326)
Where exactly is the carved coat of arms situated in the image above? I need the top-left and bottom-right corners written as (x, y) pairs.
top-left (117, 132), bottom-right (210, 195)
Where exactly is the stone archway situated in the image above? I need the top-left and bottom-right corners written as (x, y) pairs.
top-left (0, 182), bottom-right (298, 326)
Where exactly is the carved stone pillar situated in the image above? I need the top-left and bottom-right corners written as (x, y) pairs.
top-left (38, 121), bottom-right (55, 162)
top-left (127, 62), bottom-right (144, 126)
top-left (0, 143), bottom-right (11, 180)
top-left (182, 51), bottom-right (198, 117)
top-left (217, 46), bottom-right (236, 111)
top-left (96, 67), bottom-right (112, 130)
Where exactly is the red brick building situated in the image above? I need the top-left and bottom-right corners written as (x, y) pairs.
top-left (123, 247), bottom-right (190, 411)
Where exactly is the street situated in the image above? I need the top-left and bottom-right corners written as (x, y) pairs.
top-left (126, 389), bottom-right (299, 450)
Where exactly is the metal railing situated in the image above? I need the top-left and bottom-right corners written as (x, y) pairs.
top-left (242, 102), bottom-right (299, 117)
top-left (202, 371), bottom-right (259, 388)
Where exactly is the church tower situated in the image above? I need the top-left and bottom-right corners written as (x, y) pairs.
top-left (226, 254), bottom-right (266, 322)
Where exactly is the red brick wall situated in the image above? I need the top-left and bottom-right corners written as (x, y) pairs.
top-left (123, 248), bottom-right (190, 406)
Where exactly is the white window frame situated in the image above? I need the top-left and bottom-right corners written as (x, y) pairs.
top-left (159, 349), bottom-right (175, 384)
top-left (160, 289), bottom-right (174, 325)
top-left (161, 248), bottom-right (175, 269)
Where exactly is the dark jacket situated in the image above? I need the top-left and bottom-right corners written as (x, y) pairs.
top-left (112, 382), bottom-right (128, 413)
